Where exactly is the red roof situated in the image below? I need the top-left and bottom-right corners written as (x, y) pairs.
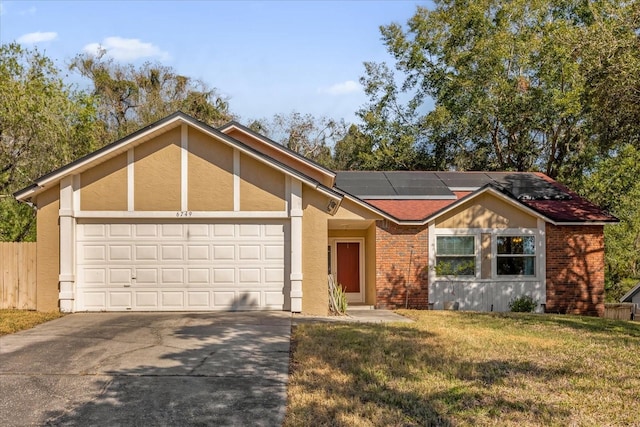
top-left (520, 173), bottom-right (617, 222)
top-left (366, 199), bottom-right (456, 221)
top-left (365, 177), bottom-right (616, 223)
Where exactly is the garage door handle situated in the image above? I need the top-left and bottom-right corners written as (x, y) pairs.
top-left (124, 284), bottom-right (131, 287)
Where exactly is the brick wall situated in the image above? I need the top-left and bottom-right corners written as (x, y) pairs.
top-left (545, 224), bottom-right (605, 316)
top-left (375, 220), bottom-right (429, 309)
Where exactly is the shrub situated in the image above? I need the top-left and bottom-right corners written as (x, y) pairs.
top-left (509, 295), bottom-right (538, 312)
top-left (328, 278), bottom-right (348, 315)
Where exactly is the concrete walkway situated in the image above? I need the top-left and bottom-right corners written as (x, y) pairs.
top-left (292, 309), bottom-right (413, 324)
top-left (0, 312), bottom-right (291, 426)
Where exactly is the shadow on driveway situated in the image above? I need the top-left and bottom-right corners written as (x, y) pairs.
top-left (0, 312), bottom-right (291, 426)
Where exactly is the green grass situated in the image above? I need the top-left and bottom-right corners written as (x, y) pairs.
top-left (0, 309), bottom-right (64, 336)
top-left (285, 311), bottom-right (640, 426)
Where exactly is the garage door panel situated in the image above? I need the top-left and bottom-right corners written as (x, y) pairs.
top-left (82, 224), bottom-right (106, 238)
top-left (214, 269), bottom-right (235, 283)
top-left (76, 222), bottom-right (285, 311)
top-left (161, 269), bottom-right (184, 284)
top-left (109, 292), bottom-right (132, 309)
top-left (161, 224), bottom-right (183, 237)
top-left (135, 224), bottom-right (158, 237)
top-left (239, 224), bottom-right (261, 237)
top-left (135, 245), bottom-right (158, 261)
top-left (265, 292), bottom-right (285, 306)
top-left (264, 245), bottom-right (284, 260)
top-left (265, 268), bottom-right (284, 283)
top-left (187, 224), bottom-right (210, 238)
top-left (162, 291), bottom-right (184, 307)
top-left (188, 269), bottom-right (210, 284)
top-left (83, 245), bottom-right (106, 261)
top-left (188, 245), bottom-right (209, 260)
top-left (239, 269), bottom-right (261, 284)
top-left (239, 245), bottom-right (260, 260)
top-left (84, 268), bottom-right (106, 284)
top-left (188, 292), bottom-right (210, 307)
top-left (213, 224), bottom-right (234, 237)
top-left (110, 268), bottom-right (132, 284)
top-left (82, 292), bottom-right (106, 309)
top-left (213, 246), bottom-right (234, 260)
top-left (135, 268), bottom-right (158, 284)
top-left (135, 292), bottom-right (158, 308)
top-left (161, 245), bottom-right (184, 261)
top-left (109, 224), bottom-right (132, 237)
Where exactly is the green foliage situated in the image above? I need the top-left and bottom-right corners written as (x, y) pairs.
top-left (508, 295), bottom-right (538, 312)
top-left (358, 0), bottom-right (640, 181)
top-left (0, 43), bottom-right (101, 241)
top-left (581, 145), bottom-right (640, 291)
top-left (69, 52), bottom-right (232, 141)
top-left (434, 259), bottom-right (475, 277)
top-left (257, 112), bottom-right (346, 168)
top-left (330, 283), bottom-right (348, 315)
top-left (606, 278), bottom-right (639, 304)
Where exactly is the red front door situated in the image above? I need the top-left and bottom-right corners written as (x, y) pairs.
top-left (337, 242), bottom-right (360, 293)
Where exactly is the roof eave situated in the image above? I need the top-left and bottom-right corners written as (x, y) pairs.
top-left (219, 121), bottom-right (336, 183)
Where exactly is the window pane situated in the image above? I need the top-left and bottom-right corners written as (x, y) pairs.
top-left (497, 236), bottom-right (535, 255)
top-left (497, 256), bottom-right (535, 275)
top-left (436, 236), bottom-right (474, 255)
top-left (436, 257), bottom-right (475, 276)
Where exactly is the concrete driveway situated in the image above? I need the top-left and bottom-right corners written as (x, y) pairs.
top-left (0, 312), bottom-right (291, 426)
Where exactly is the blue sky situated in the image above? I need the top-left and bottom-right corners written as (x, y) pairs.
top-left (0, 0), bottom-right (426, 125)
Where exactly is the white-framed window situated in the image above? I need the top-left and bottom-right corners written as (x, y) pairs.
top-left (496, 235), bottom-right (536, 276)
top-left (435, 235), bottom-right (476, 276)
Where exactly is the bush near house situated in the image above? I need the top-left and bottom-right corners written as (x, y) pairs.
top-left (285, 311), bottom-right (640, 426)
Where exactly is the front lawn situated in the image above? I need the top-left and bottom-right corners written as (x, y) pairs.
top-left (0, 309), bottom-right (64, 336)
top-left (285, 311), bottom-right (640, 426)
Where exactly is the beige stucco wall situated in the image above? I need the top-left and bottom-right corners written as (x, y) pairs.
top-left (224, 127), bottom-right (333, 187)
top-left (134, 127), bottom-right (181, 211)
top-left (187, 128), bottom-right (234, 211)
top-left (333, 198), bottom-right (381, 221)
top-left (239, 154), bottom-right (285, 211)
top-left (35, 185), bottom-right (60, 311)
top-left (436, 192), bottom-right (537, 229)
top-left (80, 153), bottom-right (128, 211)
top-left (302, 186), bottom-right (329, 315)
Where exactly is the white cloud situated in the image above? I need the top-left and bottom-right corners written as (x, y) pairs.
top-left (319, 80), bottom-right (361, 95)
top-left (83, 37), bottom-right (170, 62)
top-left (17, 31), bottom-right (58, 44)
top-left (19, 6), bottom-right (37, 15)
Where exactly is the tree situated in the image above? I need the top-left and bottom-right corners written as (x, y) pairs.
top-left (70, 52), bottom-right (233, 141)
top-left (360, 0), bottom-right (640, 181)
top-left (580, 145), bottom-right (640, 301)
top-left (0, 43), bottom-right (100, 241)
top-left (333, 124), bottom-right (373, 170)
top-left (256, 112), bottom-right (347, 168)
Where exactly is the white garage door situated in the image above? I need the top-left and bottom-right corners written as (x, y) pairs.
top-left (75, 221), bottom-right (286, 311)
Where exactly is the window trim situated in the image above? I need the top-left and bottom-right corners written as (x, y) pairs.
top-left (430, 225), bottom-right (544, 283)
top-left (492, 230), bottom-right (539, 279)
top-left (432, 231), bottom-right (481, 280)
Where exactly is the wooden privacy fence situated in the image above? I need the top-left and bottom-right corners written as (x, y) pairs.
top-left (0, 242), bottom-right (37, 310)
top-left (604, 303), bottom-right (636, 321)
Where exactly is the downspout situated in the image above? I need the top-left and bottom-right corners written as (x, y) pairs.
top-left (405, 246), bottom-right (414, 309)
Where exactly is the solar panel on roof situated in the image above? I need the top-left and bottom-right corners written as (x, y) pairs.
top-left (395, 186), bottom-right (453, 196)
top-left (486, 173), bottom-right (571, 200)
